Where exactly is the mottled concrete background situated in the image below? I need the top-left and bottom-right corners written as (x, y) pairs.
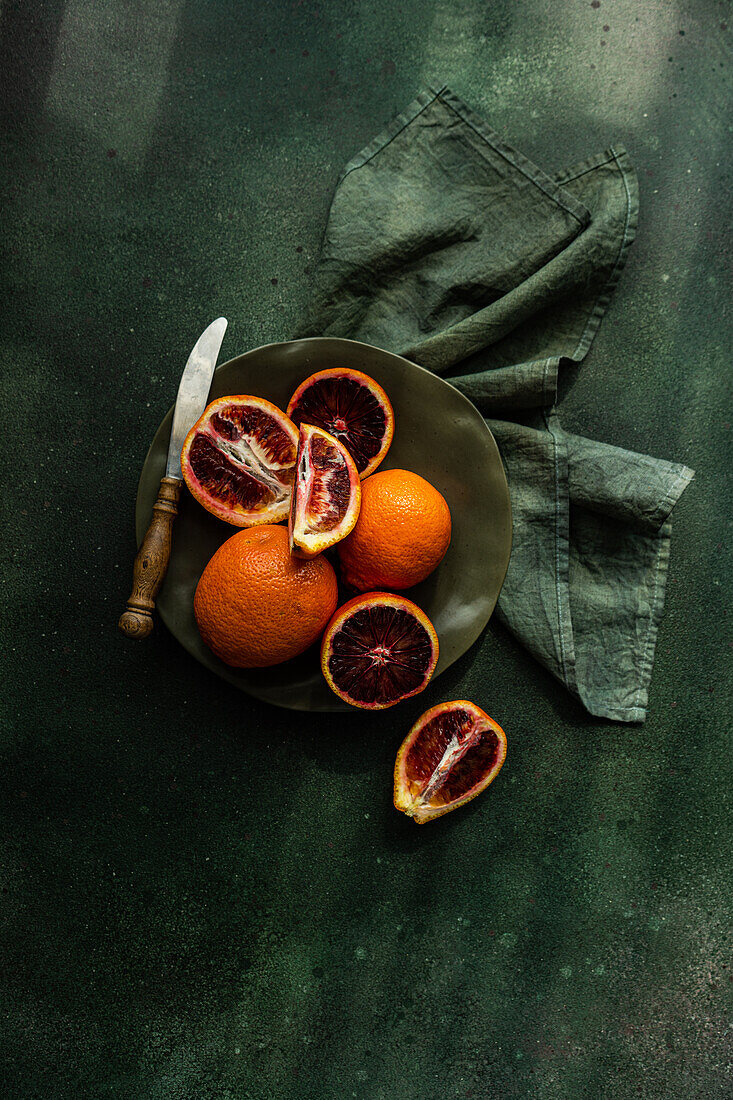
top-left (1, 1), bottom-right (731, 1097)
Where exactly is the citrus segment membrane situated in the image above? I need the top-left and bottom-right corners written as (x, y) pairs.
top-left (287, 368), bottom-right (394, 478)
top-left (321, 594), bottom-right (438, 710)
top-left (406, 709), bottom-right (500, 804)
top-left (181, 396), bottom-right (298, 527)
top-left (289, 424), bottom-right (361, 558)
top-left (394, 701), bottom-right (507, 823)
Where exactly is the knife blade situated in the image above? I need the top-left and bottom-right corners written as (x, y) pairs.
top-left (118, 317), bottom-right (228, 639)
top-left (165, 316), bottom-right (227, 480)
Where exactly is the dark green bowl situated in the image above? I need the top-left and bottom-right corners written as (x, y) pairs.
top-left (136, 337), bottom-right (512, 711)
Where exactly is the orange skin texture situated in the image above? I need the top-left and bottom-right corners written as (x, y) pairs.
top-left (320, 592), bottom-right (439, 710)
top-left (337, 469), bottom-right (452, 591)
top-left (194, 525), bottom-right (338, 668)
top-left (394, 700), bottom-right (507, 824)
top-left (287, 367), bottom-right (395, 479)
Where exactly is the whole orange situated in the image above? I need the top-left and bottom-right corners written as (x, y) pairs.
top-left (194, 525), bottom-right (338, 667)
top-left (337, 469), bottom-right (452, 591)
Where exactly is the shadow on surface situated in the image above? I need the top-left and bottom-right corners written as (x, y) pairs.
top-left (0, 0), bottom-right (67, 133)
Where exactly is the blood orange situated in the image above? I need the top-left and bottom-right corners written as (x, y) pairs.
top-left (194, 525), bottom-right (338, 668)
top-left (394, 701), bottom-right (507, 824)
top-left (320, 593), bottom-right (438, 710)
top-left (337, 468), bottom-right (451, 591)
top-left (289, 423), bottom-right (361, 558)
top-left (287, 368), bottom-right (394, 478)
top-left (181, 396), bottom-right (298, 527)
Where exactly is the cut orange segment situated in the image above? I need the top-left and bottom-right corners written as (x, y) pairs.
top-left (181, 396), bottom-right (298, 527)
top-left (394, 700), bottom-right (507, 824)
top-left (287, 367), bottom-right (394, 478)
top-left (288, 423), bottom-right (361, 559)
top-left (320, 593), bottom-right (438, 710)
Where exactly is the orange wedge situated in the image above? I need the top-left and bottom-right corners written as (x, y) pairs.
top-left (394, 700), bottom-right (507, 823)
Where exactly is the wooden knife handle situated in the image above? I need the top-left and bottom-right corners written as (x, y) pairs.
top-left (118, 477), bottom-right (182, 639)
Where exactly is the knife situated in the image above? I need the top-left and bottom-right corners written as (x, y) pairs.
top-left (118, 317), bottom-right (228, 639)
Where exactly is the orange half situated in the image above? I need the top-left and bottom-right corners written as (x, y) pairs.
top-left (181, 395), bottom-right (298, 527)
top-left (394, 700), bottom-right (507, 824)
top-left (320, 592), bottom-right (438, 710)
top-left (287, 367), bottom-right (394, 479)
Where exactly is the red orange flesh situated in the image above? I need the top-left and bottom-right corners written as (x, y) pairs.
top-left (320, 593), bottom-right (438, 710)
top-left (394, 701), bottom-right (507, 824)
top-left (288, 423), bottom-right (361, 558)
top-left (181, 395), bottom-right (298, 527)
top-left (287, 367), bottom-right (394, 479)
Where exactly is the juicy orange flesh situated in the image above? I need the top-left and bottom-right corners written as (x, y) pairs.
top-left (189, 434), bottom-right (274, 510)
top-left (210, 406), bottom-right (295, 467)
top-left (297, 431), bottom-right (352, 534)
top-left (327, 604), bottom-right (435, 705)
top-left (405, 709), bottom-right (500, 807)
top-left (289, 376), bottom-right (388, 473)
top-left (189, 405), bottom-right (296, 512)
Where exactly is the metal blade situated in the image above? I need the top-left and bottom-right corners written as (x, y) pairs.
top-left (166, 317), bottom-right (227, 479)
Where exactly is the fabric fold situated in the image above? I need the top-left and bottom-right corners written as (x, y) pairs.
top-left (564, 430), bottom-right (695, 534)
top-left (300, 86), bottom-right (693, 722)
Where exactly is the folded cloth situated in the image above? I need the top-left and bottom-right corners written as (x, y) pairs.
top-left (299, 86), bottom-right (693, 722)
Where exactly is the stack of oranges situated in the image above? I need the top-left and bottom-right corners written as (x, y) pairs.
top-left (182, 367), bottom-right (451, 710)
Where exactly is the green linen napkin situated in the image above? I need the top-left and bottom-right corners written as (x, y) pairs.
top-left (300, 86), bottom-right (693, 723)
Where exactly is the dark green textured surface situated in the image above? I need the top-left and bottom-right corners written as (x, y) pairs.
top-left (0, 1), bottom-right (731, 1097)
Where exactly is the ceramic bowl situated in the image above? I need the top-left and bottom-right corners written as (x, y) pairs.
top-left (136, 337), bottom-right (512, 711)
